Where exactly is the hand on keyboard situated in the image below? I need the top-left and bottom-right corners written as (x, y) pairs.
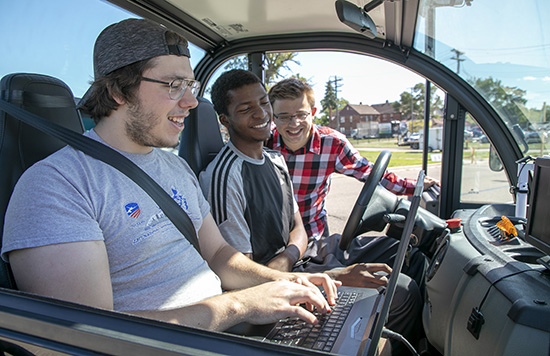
top-left (288, 272), bottom-right (341, 306)
top-left (324, 263), bottom-right (392, 289)
top-left (267, 290), bottom-right (358, 352)
top-left (232, 280), bottom-right (333, 326)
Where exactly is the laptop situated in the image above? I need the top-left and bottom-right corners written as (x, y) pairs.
top-left (256, 170), bottom-right (426, 356)
top-left (359, 169), bottom-right (425, 356)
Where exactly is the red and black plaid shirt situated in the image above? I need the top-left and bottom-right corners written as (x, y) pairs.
top-left (267, 125), bottom-right (416, 240)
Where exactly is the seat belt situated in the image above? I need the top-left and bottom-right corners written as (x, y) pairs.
top-left (0, 98), bottom-right (201, 254)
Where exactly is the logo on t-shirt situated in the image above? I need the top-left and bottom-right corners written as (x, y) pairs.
top-left (125, 202), bottom-right (141, 218)
top-left (171, 187), bottom-right (189, 210)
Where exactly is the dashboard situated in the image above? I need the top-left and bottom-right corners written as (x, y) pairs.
top-left (423, 203), bottom-right (550, 355)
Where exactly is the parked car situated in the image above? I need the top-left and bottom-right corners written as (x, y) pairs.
top-left (351, 128), bottom-right (367, 139)
top-left (408, 132), bottom-right (420, 149)
top-left (524, 131), bottom-right (542, 144)
top-left (475, 134), bottom-right (490, 144)
top-left (1, 1), bottom-right (549, 355)
top-left (471, 127), bottom-right (484, 138)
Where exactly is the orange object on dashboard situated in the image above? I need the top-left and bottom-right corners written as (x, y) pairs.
top-left (496, 216), bottom-right (517, 239)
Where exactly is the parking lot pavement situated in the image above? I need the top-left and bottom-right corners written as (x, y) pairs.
top-left (325, 164), bottom-right (441, 236)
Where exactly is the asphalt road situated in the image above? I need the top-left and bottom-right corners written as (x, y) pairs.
top-left (325, 164), bottom-right (441, 235)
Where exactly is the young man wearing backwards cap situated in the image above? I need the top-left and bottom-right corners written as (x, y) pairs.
top-left (1, 18), bottom-right (339, 331)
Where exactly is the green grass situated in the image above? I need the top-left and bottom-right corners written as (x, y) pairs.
top-left (352, 139), bottom-right (490, 167)
top-left (351, 137), bottom-right (550, 167)
top-left (351, 138), bottom-right (398, 148)
top-left (358, 150), bottom-right (439, 167)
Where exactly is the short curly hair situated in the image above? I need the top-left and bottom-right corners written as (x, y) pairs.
top-left (268, 78), bottom-right (315, 109)
top-left (211, 69), bottom-right (263, 116)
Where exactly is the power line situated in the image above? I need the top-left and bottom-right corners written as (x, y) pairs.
top-left (460, 43), bottom-right (550, 52)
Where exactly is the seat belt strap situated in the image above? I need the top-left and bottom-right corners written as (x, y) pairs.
top-left (0, 98), bottom-right (201, 254)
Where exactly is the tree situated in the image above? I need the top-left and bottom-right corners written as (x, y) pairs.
top-left (526, 104), bottom-right (550, 127)
top-left (320, 80), bottom-right (338, 115)
top-left (416, 82), bottom-right (444, 121)
top-left (392, 90), bottom-right (416, 121)
top-left (315, 115), bottom-right (330, 126)
top-left (223, 52), bottom-right (300, 89)
top-left (469, 77), bottom-right (529, 128)
top-left (393, 82), bottom-right (444, 126)
top-left (319, 80), bottom-right (349, 128)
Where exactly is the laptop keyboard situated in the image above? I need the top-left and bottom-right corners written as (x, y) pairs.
top-left (265, 290), bottom-right (358, 352)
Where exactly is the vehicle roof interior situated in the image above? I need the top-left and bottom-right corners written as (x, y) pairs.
top-left (108, 0), bottom-right (418, 50)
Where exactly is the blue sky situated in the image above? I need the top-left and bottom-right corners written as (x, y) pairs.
top-left (1, 0), bottom-right (548, 109)
top-left (0, 0), bottom-right (428, 107)
top-left (0, 1), bottom-right (203, 97)
top-left (0, 0), bottom-right (135, 97)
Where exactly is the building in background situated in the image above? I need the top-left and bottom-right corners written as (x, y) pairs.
top-left (331, 101), bottom-right (402, 138)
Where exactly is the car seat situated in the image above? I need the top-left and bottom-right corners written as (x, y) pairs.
top-left (0, 73), bottom-right (84, 289)
top-left (178, 96), bottom-right (224, 176)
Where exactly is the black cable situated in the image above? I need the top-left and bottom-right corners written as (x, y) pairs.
top-left (478, 268), bottom-right (540, 310)
top-left (468, 268), bottom-right (541, 339)
top-left (381, 328), bottom-right (420, 356)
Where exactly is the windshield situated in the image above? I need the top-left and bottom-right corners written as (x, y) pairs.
top-left (414, 0), bottom-right (550, 159)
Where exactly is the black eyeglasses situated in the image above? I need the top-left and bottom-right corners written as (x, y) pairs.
top-left (273, 112), bottom-right (311, 123)
top-left (141, 77), bottom-right (201, 100)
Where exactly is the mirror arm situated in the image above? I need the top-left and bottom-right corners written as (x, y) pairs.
top-left (363, 0), bottom-right (385, 13)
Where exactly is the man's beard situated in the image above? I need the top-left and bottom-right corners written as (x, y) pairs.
top-left (125, 99), bottom-right (178, 149)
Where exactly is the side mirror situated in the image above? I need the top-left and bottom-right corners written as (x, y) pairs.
top-left (512, 124), bottom-right (529, 154)
top-left (489, 145), bottom-right (504, 172)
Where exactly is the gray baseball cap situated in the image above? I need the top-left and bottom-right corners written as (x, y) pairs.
top-left (79, 18), bottom-right (190, 109)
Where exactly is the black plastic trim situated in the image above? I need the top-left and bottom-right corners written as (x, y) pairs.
top-left (439, 95), bottom-right (466, 218)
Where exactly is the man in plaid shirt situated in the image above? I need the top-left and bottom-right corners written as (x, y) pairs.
top-left (266, 78), bottom-right (438, 291)
top-left (266, 78), bottom-right (426, 241)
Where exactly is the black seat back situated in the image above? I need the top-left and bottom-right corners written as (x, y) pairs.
top-left (178, 97), bottom-right (224, 176)
top-left (0, 73), bottom-right (84, 289)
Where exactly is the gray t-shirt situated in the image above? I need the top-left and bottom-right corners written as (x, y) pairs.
top-left (200, 141), bottom-right (298, 265)
top-left (2, 130), bottom-right (222, 312)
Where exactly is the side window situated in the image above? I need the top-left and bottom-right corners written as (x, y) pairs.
top-left (0, 1), bottom-right (205, 104)
top-left (461, 113), bottom-right (512, 204)
top-left (202, 49), bottom-right (519, 212)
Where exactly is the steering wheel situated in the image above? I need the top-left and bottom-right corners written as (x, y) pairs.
top-left (339, 150), bottom-right (391, 250)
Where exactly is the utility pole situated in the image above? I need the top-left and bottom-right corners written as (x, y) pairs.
top-left (331, 76), bottom-right (343, 132)
top-left (451, 48), bottom-right (465, 74)
top-left (409, 87), bottom-right (415, 122)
